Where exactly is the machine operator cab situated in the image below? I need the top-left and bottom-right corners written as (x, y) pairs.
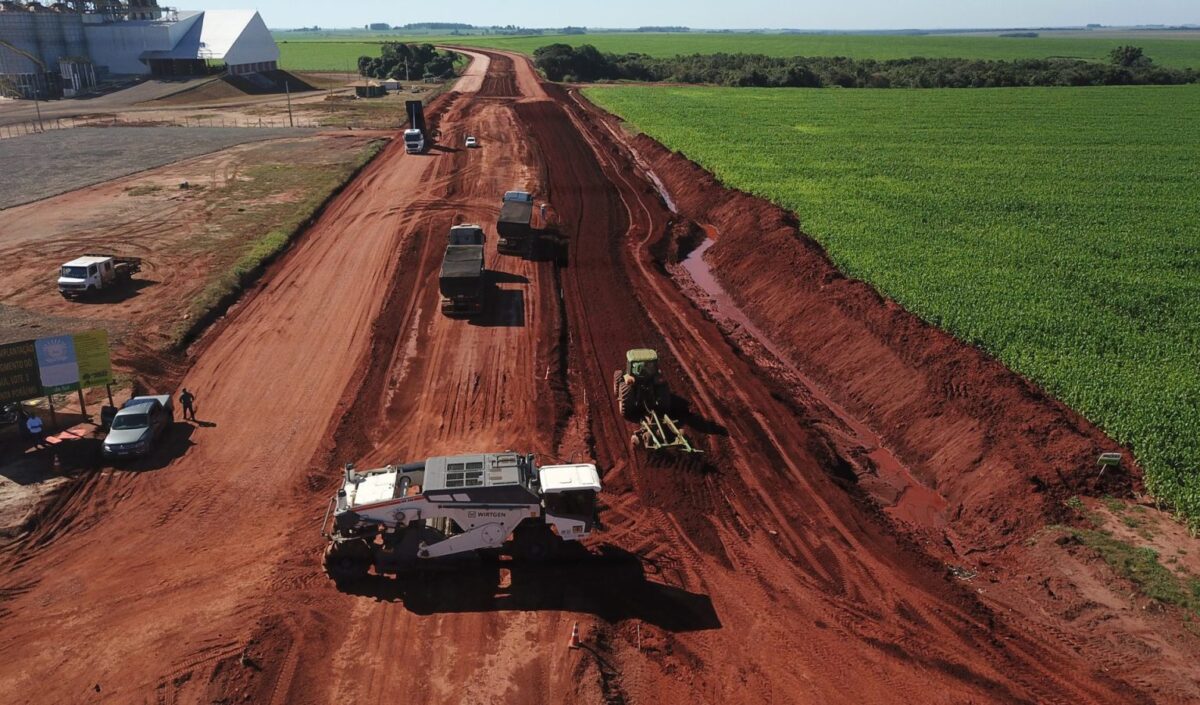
top-left (625, 348), bottom-right (659, 379)
top-left (538, 462), bottom-right (601, 538)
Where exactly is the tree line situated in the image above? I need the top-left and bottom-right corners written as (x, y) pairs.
top-left (532, 44), bottom-right (1198, 88)
top-left (358, 43), bottom-right (457, 80)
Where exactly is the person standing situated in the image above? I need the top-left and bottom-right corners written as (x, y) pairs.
top-left (16, 407), bottom-right (29, 442)
top-left (179, 388), bottom-right (196, 422)
top-left (25, 412), bottom-right (44, 447)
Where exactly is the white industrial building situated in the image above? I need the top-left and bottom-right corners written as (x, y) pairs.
top-left (89, 9), bottom-right (279, 76)
top-left (0, 1), bottom-right (279, 97)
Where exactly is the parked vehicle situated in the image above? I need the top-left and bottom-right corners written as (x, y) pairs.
top-left (465, 135), bottom-right (478, 148)
top-left (503, 190), bottom-right (533, 204)
top-left (101, 395), bottom-right (174, 460)
top-left (0, 403), bottom-right (19, 426)
top-left (58, 254), bottom-right (142, 299)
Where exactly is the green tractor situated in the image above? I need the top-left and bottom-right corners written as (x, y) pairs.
top-left (613, 348), bottom-right (701, 454)
top-left (613, 348), bottom-right (671, 420)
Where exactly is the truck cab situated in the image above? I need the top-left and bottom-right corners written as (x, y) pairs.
top-left (403, 128), bottom-right (425, 154)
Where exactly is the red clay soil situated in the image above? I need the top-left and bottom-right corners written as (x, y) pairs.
top-left (0, 49), bottom-right (1198, 705)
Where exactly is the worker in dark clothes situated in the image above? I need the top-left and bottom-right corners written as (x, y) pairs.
top-left (16, 407), bottom-right (30, 442)
top-left (179, 388), bottom-right (196, 422)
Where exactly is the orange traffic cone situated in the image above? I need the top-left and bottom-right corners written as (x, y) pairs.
top-left (568, 622), bottom-right (581, 649)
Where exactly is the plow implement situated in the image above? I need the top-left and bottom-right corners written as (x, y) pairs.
top-left (632, 407), bottom-right (702, 454)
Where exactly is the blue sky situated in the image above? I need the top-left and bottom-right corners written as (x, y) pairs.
top-left (189, 0), bottom-right (1198, 31)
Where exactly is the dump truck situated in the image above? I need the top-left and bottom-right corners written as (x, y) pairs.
top-left (614, 348), bottom-right (701, 453)
top-left (403, 99), bottom-right (428, 154)
top-left (322, 452), bottom-right (601, 580)
top-left (439, 224), bottom-right (485, 316)
top-left (497, 199), bottom-right (535, 255)
top-left (57, 254), bottom-right (142, 299)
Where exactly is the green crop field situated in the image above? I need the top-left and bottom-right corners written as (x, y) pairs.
top-left (585, 83), bottom-right (1200, 521)
top-left (276, 41), bottom-right (384, 72)
top-left (276, 32), bottom-right (1200, 71)
top-left (449, 33), bottom-right (1200, 68)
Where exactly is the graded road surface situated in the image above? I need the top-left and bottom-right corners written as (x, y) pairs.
top-left (0, 50), bottom-right (1196, 705)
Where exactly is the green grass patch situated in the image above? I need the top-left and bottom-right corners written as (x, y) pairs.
top-left (174, 139), bottom-right (386, 347)
top-left (277, 41), bottom-right (385, 71)
top-left (585, 83), bottom-right (1200, 523)
top-left (1066, 527), bottom-right (1200, 613)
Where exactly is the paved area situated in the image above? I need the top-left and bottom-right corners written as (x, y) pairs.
top-left (0, 126), bottom-right (311, 209)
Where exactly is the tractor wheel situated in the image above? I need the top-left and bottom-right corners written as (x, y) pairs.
top-left (655, 385), bottom-right (672, 413)
top-left (514, 527), bottom-right (556, 562)
top-left (324, 538), bottom-right (373, 583)
top-left (612, 369), bottom-right (623, 397)
top-left (617, 379), bottom-right (634, 419)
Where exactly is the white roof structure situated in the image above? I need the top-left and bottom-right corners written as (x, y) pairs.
top-left (83, 9), bottom-right (278, 74)
top-left (140, 10), bottom-right (278, 65)
top-left (62, 256), bottom-right (113, 268)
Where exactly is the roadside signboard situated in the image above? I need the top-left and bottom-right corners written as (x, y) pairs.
top-left (74, 329), bottom-right (112, 388)
top-left (0, 330), bottom-right (112, 404)
top-left (0, 340), bottom-right (41, 406)
top-left (36, 335), bottom-right (80, 394)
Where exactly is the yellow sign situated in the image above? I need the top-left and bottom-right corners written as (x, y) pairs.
top-left (74, 329), bottom-right (112, 388)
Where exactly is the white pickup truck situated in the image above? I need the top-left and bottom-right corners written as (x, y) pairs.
top-left (57, 254), bottom-right (142, 299)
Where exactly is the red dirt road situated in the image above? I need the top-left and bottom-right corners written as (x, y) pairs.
top-left (1, 50), bottom-right (1197, 705)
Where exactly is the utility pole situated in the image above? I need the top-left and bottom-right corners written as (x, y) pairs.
top-left (33, 86), bottom-right (44, 132)
top-left (285, 80), bottom-right (294, 127)
top-left (404, 57), bottom-right (410, 82)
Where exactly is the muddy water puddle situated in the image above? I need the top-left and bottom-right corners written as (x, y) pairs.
top-left (681, 234), bottom-right (947, 529)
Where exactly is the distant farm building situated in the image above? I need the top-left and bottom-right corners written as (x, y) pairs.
top-left (0, 0), bottom-right (279, 98)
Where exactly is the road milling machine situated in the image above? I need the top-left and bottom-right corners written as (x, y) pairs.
top-left (322, 452), bottom-right (601, 581)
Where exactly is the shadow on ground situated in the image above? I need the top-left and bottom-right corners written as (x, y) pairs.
top-left (334, 544), bottom-right (721, 632)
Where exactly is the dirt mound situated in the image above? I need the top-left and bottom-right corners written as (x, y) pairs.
top-left (223, 70), bottom-right (316, 95)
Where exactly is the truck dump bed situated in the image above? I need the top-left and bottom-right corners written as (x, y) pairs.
top-left (497, 201), bottom-right (535, 255)
top-left (439, 245), bottom-right (484, 297)
top-left (497, 201), bottom-right (533, 234)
